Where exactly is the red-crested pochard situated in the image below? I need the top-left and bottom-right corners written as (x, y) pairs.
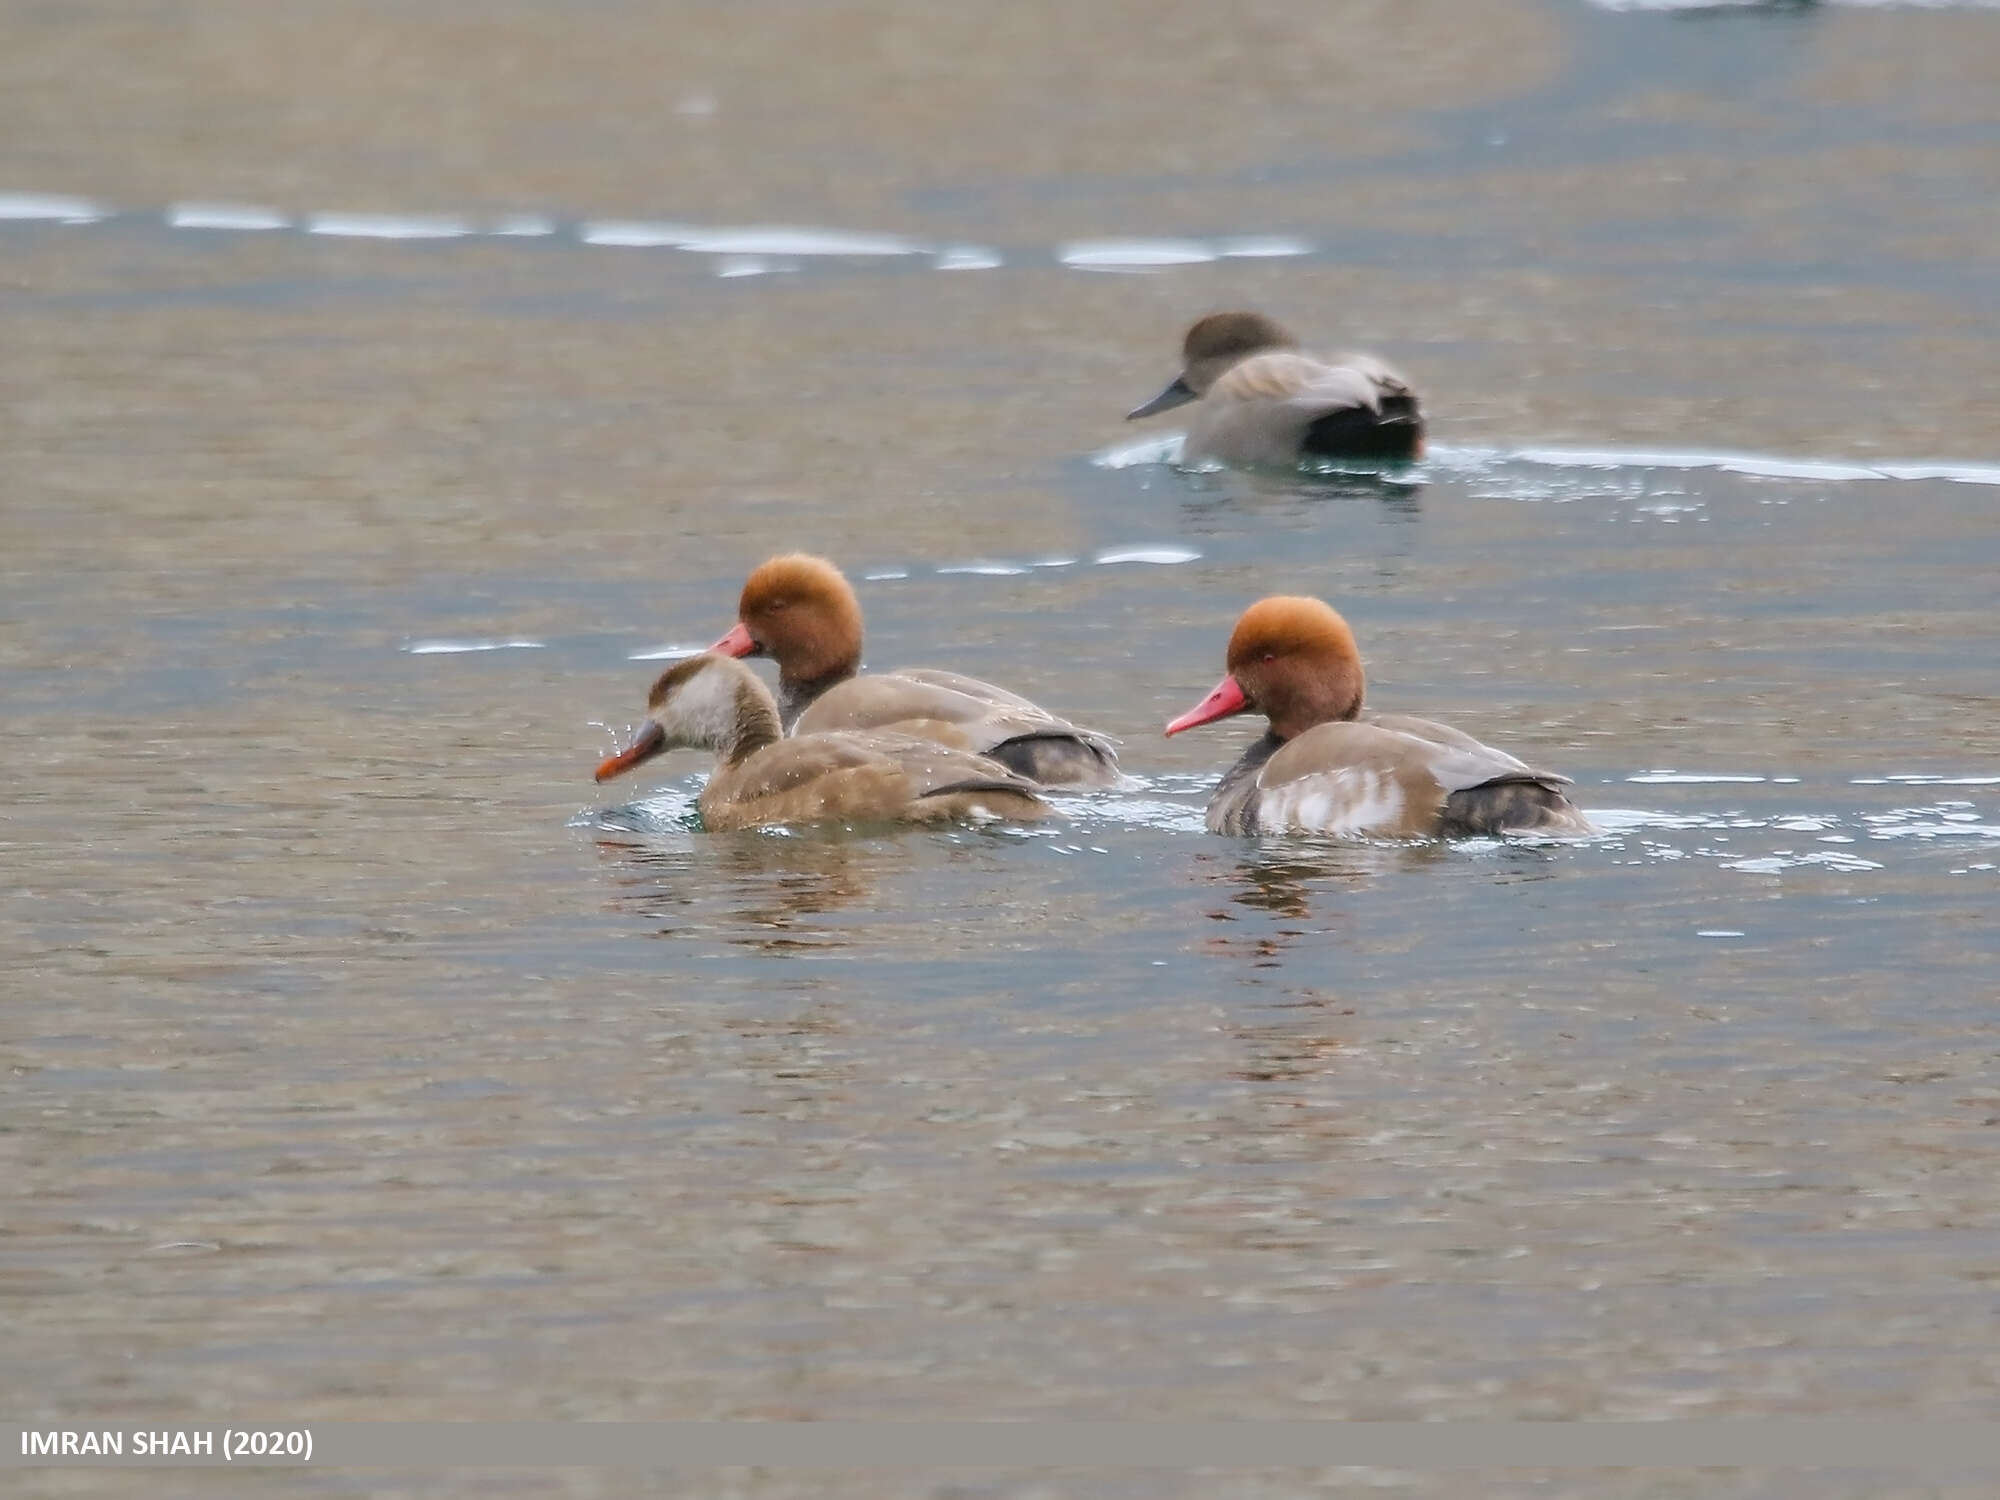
top-left (1165, 597), bottom-right (1590, 839)
top-left (1127, 312), bottom-right (1424, 467)
top-left (594, 654), bottom-right (1048, 830)
top-left (709, 554), bottom-right (1120, 788)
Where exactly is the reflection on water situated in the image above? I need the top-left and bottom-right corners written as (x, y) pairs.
top-left (596, 827), bottom-right (881, 953)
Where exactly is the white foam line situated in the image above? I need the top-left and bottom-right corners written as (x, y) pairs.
top-left (862, 569), bottom-right (909, 582)
top-left (1102, 437), bottom-right (2000, 482)
top-left (1857, 774), bottom-right (2000, 786)
top-left (935, 246), bottom-right (1003, 271)
top-left (1876, 462), bottom-right (2000, 486)
top-left (490, 214), bottom-right (558, 238)
top-left (1491, 445), bottom-right (2000, 488)
top-left (0, 192), bottom-right (105, 223)
top-left (580, 220), bottom-right (695, 248)
top-left (627, 643), bottom-right (705, 661)
top-left (167, 203), bottom-right (290, 231)
top-left (1, 190), bottom-right (1325, 283)
top-left (1724, 853), bottom-right (1884, 873)
top-left (680, 227), bottom-right (926, 256)
top-left (937, 562), bottom-right (1029, 577)
top-left (1218, 235), bottom-right (1314, 259)
top-left (1091, 433), bottom-right (1188, 469)
top-left (1059, 238), bottom-right (1217, 269)
top-left (1095, 546), bottom-right (1201, 566)
top-left (310, 212), bottom-right (473, 240)
top-left (1593, 0), bottom-right (1998, 10)
top-left (405, 639), bottom-right (546, 655)
top-left (1626, 770), bottom-right (1767, 785)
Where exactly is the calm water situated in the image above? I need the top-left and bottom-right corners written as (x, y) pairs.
top-left (6, 1), bottom-right (2000, 1496)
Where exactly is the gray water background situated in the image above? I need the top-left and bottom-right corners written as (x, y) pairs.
top-left (5, 2), bottom-right (2000, 1496)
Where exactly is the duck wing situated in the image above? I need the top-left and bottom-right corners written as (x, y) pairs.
top-left (704, 732), bottom-right (1046, 830)
top-left (1226, 719), bottom-right (1584, 838)
top-left (794, 670), bottom-right (1120, 787)
top-left (1191, 352), bottom-right (1422, 465)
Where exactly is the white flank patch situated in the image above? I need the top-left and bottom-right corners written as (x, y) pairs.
top-left (1267, 767), bottom-right (1404, 838)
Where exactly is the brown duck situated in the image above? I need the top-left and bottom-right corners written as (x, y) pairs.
top-left (1165, 596), bottom-right (1590, 839)
top-left (709, 554), bottom-right (1120, 788)
top-left (1127, 311), bottom-right (1424, 467)
top-left (594, 653), bottom-right (1047, 831)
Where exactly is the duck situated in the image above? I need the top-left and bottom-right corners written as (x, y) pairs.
top-left (1126, 311), bottom-right (1424, 467)
top-left (708, 553), bottom-right (1121, 788)
top-left (1164, 596), bottom-right (1590, 839)
top-left (593, 653), bottom-right (1048, 831)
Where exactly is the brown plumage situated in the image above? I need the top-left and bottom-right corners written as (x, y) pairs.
top-left (593, 654), bottom-right (1047, 831)
top-left (709, 554), bottom-right (1121, 788)
top-left (1126, 311), bottom-right (1424, 467)
top-left (1164, 596), bottom-right (1590, 840)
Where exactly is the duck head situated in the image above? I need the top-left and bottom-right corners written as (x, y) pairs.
top-left (1164, 595), bottom-right (1365, 742)
top-left (1126, 311), bottom-right (1299, 420)
top-left (594, 654), bottom-right (782, 781)
top-left (709, 552), bottom-right (864, 689)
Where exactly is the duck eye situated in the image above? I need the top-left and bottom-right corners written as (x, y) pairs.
top-left (1262, 652), bottom-right (1276, 663)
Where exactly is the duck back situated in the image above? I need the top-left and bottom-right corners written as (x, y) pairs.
top-left (1439, 775), bottom-right (1591, 838)
top-left (1302, 392), bottom-right (1423, 461)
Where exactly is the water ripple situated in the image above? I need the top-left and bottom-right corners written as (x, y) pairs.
top-left (1097, 435), bottom-right (2000, 488)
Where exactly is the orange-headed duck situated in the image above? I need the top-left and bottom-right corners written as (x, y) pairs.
top-left (594, 653), bottom-right (1047, 831)
top-left (709, 553), bottom-right (1120, 788)
top-left (1128, 311), bottom-right (1424, 467)
top-left (1165, 596), bottom-right (1590, 838)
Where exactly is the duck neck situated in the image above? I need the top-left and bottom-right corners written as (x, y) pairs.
top-left (718, 687), bottom-right (784, 766)
top-left (1263, 658), bottom-right (1365, 742)
top-left (1270, 698), bottom-right (1362, 742)
top-left (776, 663), bottom-right (857, 730)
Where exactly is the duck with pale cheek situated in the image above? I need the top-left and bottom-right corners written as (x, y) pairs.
top-left (594, 653), bottom-right (1047, 831)
top-left (1128, 311), bottom-right (1424, 468)
top-left (1165, 597), bottom-right (1591, 839)
top-left (709, 554), bottom-right (1120, 788)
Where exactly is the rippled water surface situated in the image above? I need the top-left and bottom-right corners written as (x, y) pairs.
top-left (6, 1), bottom-right (2000, 1496)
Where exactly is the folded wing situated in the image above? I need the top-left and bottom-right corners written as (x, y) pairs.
top-left (703, 731), bottom-right (1047, 830)
top-left (1227, 718), bottom-right (1587, 838)
top-left (793, 670), bottom-right (1120, 787)
top-left (1191, 351), bottom-right (1422, 466)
